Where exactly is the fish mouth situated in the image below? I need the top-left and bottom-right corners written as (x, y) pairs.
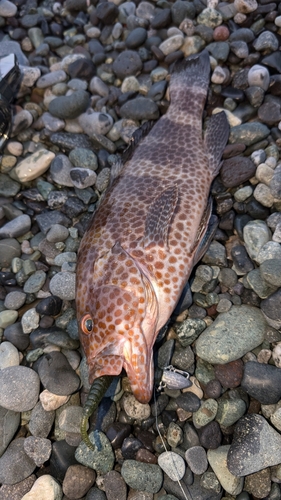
top-left (123, 340), bottom-right (154, 404)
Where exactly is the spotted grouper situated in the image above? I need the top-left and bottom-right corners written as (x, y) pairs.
top-left (76, 49), bottom-right (229, 408)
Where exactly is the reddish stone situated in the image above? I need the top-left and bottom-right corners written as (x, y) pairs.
top-left (220, 156), bottom-right (256, 188)
top-left (135, 448), bottom-right (158, 464)
top-left (213, 26), bottom-right (230, 41)
top-left (214, 359), bottom-right (244, 388)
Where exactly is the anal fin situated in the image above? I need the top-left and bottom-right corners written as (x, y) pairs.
top-left (142, 184), bottom-right (178, 250)
top-left (204, 111), bottom-right (229, 177)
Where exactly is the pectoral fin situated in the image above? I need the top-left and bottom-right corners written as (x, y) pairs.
top-left (204, 111), bottom-right (229, 177)
top-left (142, 184), bottom-right (178, 250)
top-left (191, 197), bottom-right (218, 265)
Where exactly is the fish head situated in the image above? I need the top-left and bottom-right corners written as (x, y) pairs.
top-left (77, 242), bottom-right (159, 404)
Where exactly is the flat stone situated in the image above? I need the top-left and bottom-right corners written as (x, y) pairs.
top-left (216, 398), bottom-right (246, 427)
top-left (0, 366), bottom-right (40, 411)
top-left (112, 50), bottom-right (142, 79)
top-left (49, 154), bottom-right (74, 187)
top-left (227, 414), bottom-right (281, 476)
top-left (120, 97), bottom-right (159, 120)
top-left (229, 123), bottom-right (270, 146)
top-left (195, 305), bottom-right (266, 364)
top-left (193, 398), bottom-right (218, 427)
top-left (11, 149), bottom-right (55, 182)
top-left (0, 214), bottom-right (31, 239)
top-left (208, 445), bottom-right (243, 495)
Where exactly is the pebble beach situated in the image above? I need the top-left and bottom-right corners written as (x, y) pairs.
top-left (1, 0), bottom-right (281, 498)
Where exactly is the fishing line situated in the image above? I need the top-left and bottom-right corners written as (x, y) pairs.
top-left (153, 387), bottom-right (193, 500)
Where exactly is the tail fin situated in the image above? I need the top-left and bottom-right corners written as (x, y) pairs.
top-left (171, 50), bottom-right (210, 93)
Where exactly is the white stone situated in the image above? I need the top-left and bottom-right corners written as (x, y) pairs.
top-left (272, 344), bottom-right (281, 369)
top-left (207, 446), bottom-right (244, 495)
top-left (20, 65), bottom-right (41, 87)
top-left (234, 186), bottom-right (253, 202)
top-left (256, 163), bottom-right (274, 185)
top-left (122, 393), bottom-right (151, 420)
top-left (234, 0), bottom-right (257, 13)
top-left (0, 341), bottom-right (19, 369)
top-left (21, 308), bottom-right (40, 334)
top-left (158, 452), bottom-right (186, 481)
top-left (11, 149), bottom-right (55, 182)
top-left (0, 0), bottom-right (17, 17)
top-left (253, 183), bottom-right (274, 208)
top-left (159, 35), bottom-right (184, 55)
top-left (21, 475), bottom-right (63, 500)
top-left (121, 76), bottom-right (140, 93)
top-left (78, 109), bottom-right (113, 136)
top-left (248, 64), bottom-right (270, 91)
top-left (275, 15), bottom-right (281, 27)
top-left (40, 390), bottom-right (70, 411)
top-left (211, 66), bottom-right (230, 84)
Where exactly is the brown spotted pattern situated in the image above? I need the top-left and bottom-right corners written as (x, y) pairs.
top-left (76, 51), bottom-right (229, 404)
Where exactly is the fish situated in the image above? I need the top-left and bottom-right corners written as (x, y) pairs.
top-left (76, 49), bottom-right (229, 405)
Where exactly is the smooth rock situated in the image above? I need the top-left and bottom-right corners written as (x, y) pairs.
top-left (75, 430), bottom-right (115, 474)
top-left (0, 341), bottom-right (19, 369)
top-left (227, 414), bottom-right (281, 476)
top-left (158, 451), bottom-right (185, 481)
top-left (0, 214), bottom-right (31, 239)
top-left (104, 470), bottom-right (127, 500)
top-left (0, 366), bottom-right (40, 411)
top-left (243, 220), bottom-right (272, 260)
top-left (241, 361), bottom-right (281, 404)
top-left (29, 401), bottom-right (55, 438)
top-left (49, 271), bottom-right (76, 300)
top-left (38, 351), bottom-right (80, 396)
top-left (11, 150), bottom-right (55, 182)
top-left (0, 405), bottom-right (20, 457)
top-left (195, 305), bottom-right (266, 364)
top-left (121, 460), bottom-right (163, 493)
top-left (185, 446), bottom-right (208, 475)
top-left (63, 464), bottom-right (96, 499)
top-left (21, 475), bottom-right (63, 500)
top-left (208, 445), bottom-right (243, 495)
top-left (24, 436), bottom-right (52, 466)
top-left (0, 437), bottom-right (36, 485)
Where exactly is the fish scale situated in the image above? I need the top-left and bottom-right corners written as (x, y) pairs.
top-left (76, 50), bottom-right (229, 404)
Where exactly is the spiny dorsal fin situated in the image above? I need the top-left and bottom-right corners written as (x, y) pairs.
top-left (204, 111), bottom-right (229, 177)
top-left (122, 120), bottom-right (155, 164)
top-left (142, 184), bottom-right (178, 250)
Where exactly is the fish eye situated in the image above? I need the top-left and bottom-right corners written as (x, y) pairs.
top-left (81, 314), bottom-right (94, 335)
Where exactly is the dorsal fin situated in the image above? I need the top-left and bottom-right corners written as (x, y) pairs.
top-left (204, 111), bottom-right (229, 177)
top-left (122, 120), bottom-right (155, 164)
top-left (142, 184), bottom-right (178, 250)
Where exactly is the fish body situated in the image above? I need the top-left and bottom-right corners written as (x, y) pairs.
top-left (76, 50), bottom-right (229, 404)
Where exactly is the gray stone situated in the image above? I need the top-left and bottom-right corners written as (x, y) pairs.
top-left (0, 214), bottom-right (31, 239)
top-left (195, 305), bottom-right (267, 364)
top-left (229, 123), bottom-right (270, 146)
top-left (0, 366), bottom-right (40, 411)
top-left (185, 446), bottom-right (208, 475)
top-left (38, 351), bottom-right (80, 396)
top-left (37, 69), bottom-right (67, 88)
top-left (4, 291), bottom-right (26, 310)
top-left (202, 241), bottom-right (227, 267)
top-left (0, 437), bottom-right (36, 485)
top-left (243, 220), bottom-right (272, 260)
top-left (69, 147), bottom-right (98, 171)
top-left (0, 174), bottom-right (20, 197)
top-left (121, 460), bottom-right (163, 493)
top-left (0, 405), bottom-right (20, 457)
top-left (24, 436), bottom-right (52, 466)
top-left (70, 167), bottom-right (97, 188)
top-left (49, 154), bottom-right (74, 187)
top-left (29, 401), bottom-right (55, 438)
top-left (49, 90), bottom-right (90, 120)
top-left (0, 41), bottom-right (29, 65)
top-left (120, 97), bottom-right (159, 120)
top-left (228, 414), bottom-right (281, 476)
top-left (49, 271), bottom-right (76, 300)
top-left (23, 270), bottom-right (46, 293)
